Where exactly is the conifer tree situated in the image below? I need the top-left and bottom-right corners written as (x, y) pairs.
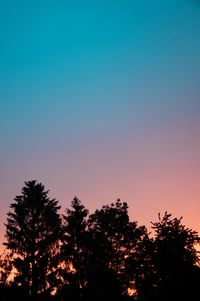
top-left (61, 197), bottom-right (89, 299)
top-left (4, 180), bottom-right (61, 297)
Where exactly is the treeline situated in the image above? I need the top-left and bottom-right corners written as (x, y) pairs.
top-left (0, 180), bottom-right (200, 301)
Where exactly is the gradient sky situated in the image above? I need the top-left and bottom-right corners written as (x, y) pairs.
top-left (0, 0), bottom-right (200, 249)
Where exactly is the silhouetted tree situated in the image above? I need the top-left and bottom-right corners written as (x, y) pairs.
top-left (61, 197), bottom-right (89, 300)
top-left (0, 283), bottom-right (27, 301)
top-left (126, 230), bottom-right (156, 301)
top-left (134, 212), bottom-right (200, 301)
top-left (86, 268), bottom-right (122, 301)
top-left (4, 180), bottom-right (61, 298)
top-left (3, 181), bottom-right (200, 301)
top-left (151, 212), bottom-right (200, 301)
top-left (88, 199), bottom-right (146, 297)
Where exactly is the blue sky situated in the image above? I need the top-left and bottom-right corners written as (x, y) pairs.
top-left (0, 0), bottom-right (200, 247)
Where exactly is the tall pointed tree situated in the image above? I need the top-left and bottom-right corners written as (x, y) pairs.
top-left (4, 180), bottom-right (61, 297)
top-left (61, 197), bottom-right (89, 299)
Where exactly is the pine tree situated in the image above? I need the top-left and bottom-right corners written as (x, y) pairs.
top-left (4, 180), bottom-right (61, 297)
top-left (61, 197), bottom-right (89, 299)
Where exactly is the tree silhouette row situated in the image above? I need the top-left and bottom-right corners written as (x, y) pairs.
top-left (0, 180), bottom-right (199, 301)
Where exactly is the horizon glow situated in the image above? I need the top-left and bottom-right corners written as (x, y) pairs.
top-left (0, 0), bottom-right (200, 250)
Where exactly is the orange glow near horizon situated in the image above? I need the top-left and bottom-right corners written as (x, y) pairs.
top-left (0, 121), bottom-right (200, 251)
top-left (0, 0), bottom-right (200, 258)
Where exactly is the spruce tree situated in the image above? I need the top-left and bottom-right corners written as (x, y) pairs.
top-left (61, 197), bottom-right (89, 299)
top-left (4, 180), bottom-right (61, 297)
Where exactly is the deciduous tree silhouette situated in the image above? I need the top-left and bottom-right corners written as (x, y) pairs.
top-left (151, 212), bottom-right (200, 301)
top-left (126, 229), bottom-right (156, 301)
top-left (4, 180), bottom-right (61, 298)
top-left (88, 199), bottom-right (146, 297)
top-left (134, 212), bottom-right (200, 301)
top-left (61, 199), bottom-right (146, 299)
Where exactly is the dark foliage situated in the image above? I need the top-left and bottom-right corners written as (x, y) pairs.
top-left (61, 197), bottom-right (89, 299)
top-left (88, 199), bottom-right (147, 295)
top-left (1, 181), bottom-right (200, 301)
top-left (133, 212), bottom-right (200, 301)
top-left (4, 180), bottom-right (61, 297)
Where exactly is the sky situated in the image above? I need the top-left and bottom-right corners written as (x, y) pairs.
top-left (0, 0), bottom-right (200, 249)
